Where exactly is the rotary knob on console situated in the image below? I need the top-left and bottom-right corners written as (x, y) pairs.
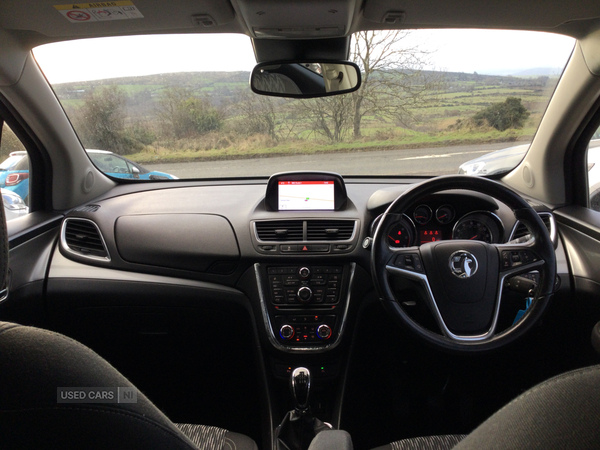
top-left (316, 324), bottom-right (332, 340)
top-left (280, 324), bottom-right (295, 340)
top-left (299, 267), bottom-right (311, 279)
top-left (297, 286), bottom-right (312, 303)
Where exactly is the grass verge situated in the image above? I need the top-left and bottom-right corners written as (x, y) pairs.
top-left (127, 128), bottom-right (534, 165)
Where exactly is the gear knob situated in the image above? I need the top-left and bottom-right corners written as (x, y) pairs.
top-left (290, 367), bottom-right (311, 411)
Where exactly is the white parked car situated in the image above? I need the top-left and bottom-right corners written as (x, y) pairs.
top-left (1, 188), bottom-right (28, 221)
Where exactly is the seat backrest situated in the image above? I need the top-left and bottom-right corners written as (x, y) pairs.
top-left (0, 188), bottom-right (199, 449)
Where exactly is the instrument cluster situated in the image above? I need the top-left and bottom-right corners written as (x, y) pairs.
top-left (372, 200), bottom-right (505, 248)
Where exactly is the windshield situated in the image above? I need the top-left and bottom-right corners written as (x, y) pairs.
top-left (33, 30), bottom-right (575, 179)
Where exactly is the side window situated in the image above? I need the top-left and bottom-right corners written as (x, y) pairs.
top-left (588, 127), bottom-right (600, 211)
top-left (110, 155), bottom-right (131, 174)
top-left (89, 152), bottom-right (131, 176)
top-left (0, 123), bottom-right (30, 222)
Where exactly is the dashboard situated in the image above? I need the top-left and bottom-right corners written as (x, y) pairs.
top-left (53, 172), bottom-right (558, 356)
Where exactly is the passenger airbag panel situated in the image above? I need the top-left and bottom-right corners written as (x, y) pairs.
top-left (115, 214), bottom-right (239, 272)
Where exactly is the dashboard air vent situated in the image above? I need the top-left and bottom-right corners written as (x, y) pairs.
top-left (510, 213), bottom-right (554, 241)
top-left (63, 218), bottom-right (109, 259)
top-left (307, 220), bottom-right (355, 241)
top-left (256, 220), bottom-right (303, 241)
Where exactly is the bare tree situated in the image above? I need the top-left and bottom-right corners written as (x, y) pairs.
top-left (299, 95), bottom-right (353, 143)
top-left (350, 30), bottom-right (443, 138)
top-left (235, 90), bottom-right (298, 141)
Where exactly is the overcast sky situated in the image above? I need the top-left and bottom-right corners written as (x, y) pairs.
top-left (33, 30), bottom-right (575, 84)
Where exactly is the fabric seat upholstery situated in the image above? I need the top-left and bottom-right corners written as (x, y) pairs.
top-left (371, 435), bottom-right (466, 450)
top-left (176, 424), bottom-right (258, 450)
top-left (0, 187), bottom-right (257, 449)
top-left (0, 321), bottom-right (258, 449)
top-left (373, 365), bottom-right (600, 450)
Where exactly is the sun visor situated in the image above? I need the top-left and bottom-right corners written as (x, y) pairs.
top-left (252, 37), bottom-right (350, 63)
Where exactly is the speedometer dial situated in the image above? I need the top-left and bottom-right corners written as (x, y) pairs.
top-left (452, 212), bottom-right (502, 243)
top-left (453, 219), bottom-right (492, 243)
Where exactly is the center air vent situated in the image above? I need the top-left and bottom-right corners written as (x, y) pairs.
top-left (509, 212), bottom-right (554, 242)
top-left (256, 220), bottom-right (303, 241)
top-left (62, 218), bottom-right (110, 260)
top-left (307, 220), bottom-right (355, 241)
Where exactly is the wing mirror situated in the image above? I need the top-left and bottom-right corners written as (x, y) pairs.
top-left (250, 61), bottom-right (361, 98)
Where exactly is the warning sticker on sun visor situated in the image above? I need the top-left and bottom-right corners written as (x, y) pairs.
top-left (54, 1), bottom-right (144, 23)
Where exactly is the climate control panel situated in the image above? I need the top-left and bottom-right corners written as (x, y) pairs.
top-left (274, 314), bottom-right (336, 344)
top-left (267, 266), bottom-right (342, 305)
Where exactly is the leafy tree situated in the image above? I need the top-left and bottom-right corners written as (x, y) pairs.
top-left (473, 97), bottom-right (530, 131)
top-left (74, 85), bottom-right (137, 154)
top-left (0, 123), bottom-right (25, 160)
top-left (156, 87), bottom-right (222, 139)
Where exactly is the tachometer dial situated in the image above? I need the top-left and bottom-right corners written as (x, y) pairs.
top-left (387, 220), bottom-right (415, 248)
top-left (436, 205), bottom-right (455, 224)
top-left (413, 205), bottom-right (432, 225)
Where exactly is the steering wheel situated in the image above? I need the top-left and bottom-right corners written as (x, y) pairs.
top-left (371, 175), bottom-right (556, 353)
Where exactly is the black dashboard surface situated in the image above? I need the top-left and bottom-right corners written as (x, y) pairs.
top-left (55, 179), bottom-right (521, 284)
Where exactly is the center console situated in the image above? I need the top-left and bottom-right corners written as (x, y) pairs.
top-left (269, 265), bottom-right (341, 343)
top-left (256, 263), bottom-right (354, 352)
top-left (251, 171), bottom-right (359, 442)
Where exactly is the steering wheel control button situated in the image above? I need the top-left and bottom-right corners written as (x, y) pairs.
top-left (501, 250), bottom-right (539, 269)
top-left (299, 267), bottom-right (311, 279)
top-left (449, 250), bottom-right (478, 278)
top-left (317, 324), bottom-right (332, 340)
top-left (280, 325), bottom-right (295, 340)
top-left (394, 253), bottom-right (423, 272)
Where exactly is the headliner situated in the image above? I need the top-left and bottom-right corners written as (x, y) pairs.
top-left (1, 0), bottom-right (600, 50)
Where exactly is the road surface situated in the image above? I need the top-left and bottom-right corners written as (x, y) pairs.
top-left (144, 142), bottom-right (525, 178)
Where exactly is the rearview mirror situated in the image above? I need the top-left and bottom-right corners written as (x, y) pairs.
top-left (250, 61), bottom-right (361, 98)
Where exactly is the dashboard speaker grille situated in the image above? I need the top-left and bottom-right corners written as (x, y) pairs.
top-left (63, 219), bottom-right (109, 258)
top-left (74, 204), bottom-right (100, 213)
top-left (307, 220), bottom-right (355, 241)
top-left (256, 220), bottom-right (303, 241)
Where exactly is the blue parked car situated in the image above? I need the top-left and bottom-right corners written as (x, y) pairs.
top-left (0, 151), bottom-right (30, 204)
top-left (0, 149), bottom-right (177, 205)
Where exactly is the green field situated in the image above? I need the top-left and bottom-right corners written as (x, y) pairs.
top-left (52, 70), bottom-right (556, 163)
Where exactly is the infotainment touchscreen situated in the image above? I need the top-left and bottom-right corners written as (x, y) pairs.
top-left (278, 181), bottom-right (335, 210)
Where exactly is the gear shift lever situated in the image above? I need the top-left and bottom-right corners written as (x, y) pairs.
top-left (277, 367), bottom-right (331, 450)
top-left (290, 367), bottom-right (311, 412)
